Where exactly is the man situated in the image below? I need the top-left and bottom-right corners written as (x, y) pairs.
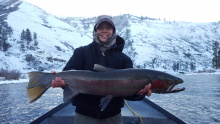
top-left (52, 15), bottom-right (151, 124)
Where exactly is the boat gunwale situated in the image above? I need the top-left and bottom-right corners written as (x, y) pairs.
top-left (30, 98), bottom-right (186, 124)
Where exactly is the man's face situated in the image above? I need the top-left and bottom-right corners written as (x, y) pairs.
top-left (96, 22), bottom-right (114, 43)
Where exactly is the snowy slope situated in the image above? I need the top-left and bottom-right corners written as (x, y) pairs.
top-left (114, 15), bottom-right (220, 72)
top-left (3, 0), bottom-right (92, 72)
top-left (126, 17), bottom-right (219, 72)
top-left (1, 0), bottom-right (220, 74)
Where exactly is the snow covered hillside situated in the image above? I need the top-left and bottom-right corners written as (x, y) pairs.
top-left (1, 0), bottom-right (92, 72)
top-left (1, 0), bottom-right (220, 73)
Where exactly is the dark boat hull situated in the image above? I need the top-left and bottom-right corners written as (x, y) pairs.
top-left (31, 98), bottom-right (186, 124)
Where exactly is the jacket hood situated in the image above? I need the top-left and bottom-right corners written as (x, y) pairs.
top-left (93, 15), bottom-right (117, 52)
top-left (93, 15), bottom-right (116, 40)
top-left (113, 36), bottom-right (125, 52)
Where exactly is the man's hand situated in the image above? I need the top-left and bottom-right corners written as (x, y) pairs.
top-left (136, 84), bottom-right (152, 97)
top-left (51, 71), bottom-right (66, 88)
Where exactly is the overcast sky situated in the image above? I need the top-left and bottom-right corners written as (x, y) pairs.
top-left (23, 0), bottom-right (220, 22)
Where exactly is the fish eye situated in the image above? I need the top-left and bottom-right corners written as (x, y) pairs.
top-left (168, 81), bottom-right (174, 85)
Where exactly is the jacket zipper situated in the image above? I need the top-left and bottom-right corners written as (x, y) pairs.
top-left (102, 52), bottom-right (105, 56)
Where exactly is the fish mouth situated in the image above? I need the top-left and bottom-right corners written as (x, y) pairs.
top-left (164, 84), bottom-right (185, 93)
top-left (151, 79), bottom-right (185, 94)
top-left (164, 78), bottom-right (185, 93)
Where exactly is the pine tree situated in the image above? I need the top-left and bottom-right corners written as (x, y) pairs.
top-left (0, 26), bottom-right (2, 51)
top-left (26, 28), bottom-right (32, 45)
top-left (212, 40), bottom-right (220, 69)
top-left (7, 26), bottom-right (13, 36)
top-left (3, 39), bottom-right (10, 51)
top-left (218, 50), bottom-right (220, 68)
top-left (1, 31), bottom-right (8, 51)
top-left (20, 29), bottom-right (26, 41)
top-left (33, 32), bottom-right (38, 46)
top-left (0, 21), bottom-right (13, 52)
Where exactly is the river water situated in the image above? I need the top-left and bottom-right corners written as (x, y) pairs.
top-left (149, 74), bottom-right (220, 124)
top-left (0, 83), bottom-right (63, 124)
top-left (0, 74), bottom-right (219, 124)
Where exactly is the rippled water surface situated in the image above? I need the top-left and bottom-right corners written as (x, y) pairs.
top-left (0, 83), bottom-right (63, 124)
top-left (0, 74), bottom-right (220, 124)
top-left (149, 74), bottom-right (220, 124)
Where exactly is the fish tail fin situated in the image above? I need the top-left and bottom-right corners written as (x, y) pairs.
top-left (27, 72), bottom-right (50, 103)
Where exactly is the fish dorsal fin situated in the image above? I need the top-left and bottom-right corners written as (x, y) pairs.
top-left (93, 64), bottom-right (113, 72)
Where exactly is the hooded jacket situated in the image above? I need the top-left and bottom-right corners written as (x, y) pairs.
top-left (62, 15), bottom-right (144, 119)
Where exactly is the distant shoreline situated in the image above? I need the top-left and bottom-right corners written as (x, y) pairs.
top-left (0, 79), bottom-right (29, 85)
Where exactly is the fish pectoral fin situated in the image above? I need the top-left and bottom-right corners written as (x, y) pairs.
top-left (63, 86), bottom-right (79, 102)
top-left (100, 95), bottom-right (113, 111)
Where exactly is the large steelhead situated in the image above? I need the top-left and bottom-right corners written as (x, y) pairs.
top-left (27, 64), bottom-right (184, 104)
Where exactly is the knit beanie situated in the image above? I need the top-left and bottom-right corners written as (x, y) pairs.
top-left (94, 15), bottom-right (115, 33)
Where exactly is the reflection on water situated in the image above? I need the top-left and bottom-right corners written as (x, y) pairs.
top-left (149, 74), bottom-right (220, 124)
top-left (0, 83), bottom-right (63, 124)
top-left (0, 74), bottom-right (220, 124)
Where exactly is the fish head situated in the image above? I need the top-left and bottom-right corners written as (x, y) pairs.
top-left (151, 74), bottom-right (185, 94)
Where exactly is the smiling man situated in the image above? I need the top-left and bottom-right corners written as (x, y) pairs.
top-left (52, 15), bottom-right (151, 124)
top-left (93, 15), bottom-right (117, 54)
